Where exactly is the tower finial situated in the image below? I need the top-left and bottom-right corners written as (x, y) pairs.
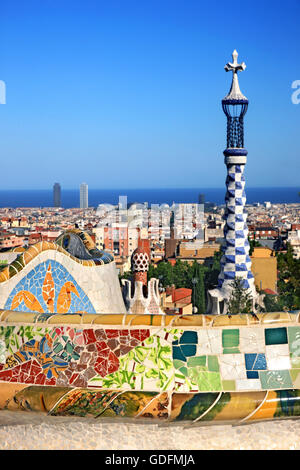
top-left (223, 50), bottom-right (247, 102)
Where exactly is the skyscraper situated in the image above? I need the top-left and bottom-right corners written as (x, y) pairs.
top-left (80, 183), bottom-right (88, 209)
top-left (207, 50), bottom-right (258, 315)
top-left (53, 183), bottom-right (61, 207)
top-left (198, 194), bottom-right (205, 205)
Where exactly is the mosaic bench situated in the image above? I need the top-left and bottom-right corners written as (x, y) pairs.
top-left (1, 310), bottom-right (300, 425)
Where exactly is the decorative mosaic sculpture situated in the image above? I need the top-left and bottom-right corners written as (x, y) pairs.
top-left (122, 245), bottom-right (165, 315)
top-left (0, 230), bottom-right (126, 314)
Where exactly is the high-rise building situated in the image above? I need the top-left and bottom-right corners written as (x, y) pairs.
top-left (80, 183), bottom-right (88, 209)
top-left (207, 50), bottom-right (258, 315)
top-left (53, 183), bottom-right (61, 207)
top-left (198, 194), bottom-right (205, 205)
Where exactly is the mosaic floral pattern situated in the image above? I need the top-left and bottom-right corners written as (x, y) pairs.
top-left (0, 326), bottom-right (150, 387)
top-left (4, 260), bottom-right (96, 314)
top-left (0, 323), bottom-right (300, 394)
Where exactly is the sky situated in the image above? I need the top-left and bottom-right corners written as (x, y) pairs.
top-left (0, 0), bottom-right (299, 190)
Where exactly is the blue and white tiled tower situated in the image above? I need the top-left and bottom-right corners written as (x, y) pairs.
top-left (207, 50), bottom-right (258, 314)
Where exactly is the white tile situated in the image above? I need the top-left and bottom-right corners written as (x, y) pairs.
top-left (197, 329), bottom-right (222, 355)
top-left (236, 378), bottom-right (262, 391)
top-left (239, 327), bottom-right (265, 353)
top-left (219, 354), bottom-right (247, 380)
top-left (266, 344), bottom-right (291, 370)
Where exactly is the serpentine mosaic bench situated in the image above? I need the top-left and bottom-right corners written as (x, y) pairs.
top-left (1, 310), bottom-right (300, 425)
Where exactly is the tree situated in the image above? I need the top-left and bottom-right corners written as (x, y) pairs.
top-left (226, 278), bottom-right (253, 314)
top-left (248, 235), bottom-right (261, 256)
top-left (275, 243), bottom-right (300, 311)
top-left (204, 246), bottom-right (223, 291)
top-left (192, 262), bottom-right (206, 314)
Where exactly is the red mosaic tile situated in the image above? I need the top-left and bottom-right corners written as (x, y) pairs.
top-left (119, 329), bottom-right (129, 337)
top-left (35, 373), bottom-right (46, 385)
top-left (69, 373), bottom-right (79, 385)
top-left (95, 341), bottom-right (108, 353)
top-left (130, 329), bottom-right (150, 342)
top-left (0, 369), bottom-right (13, 380)
top-left (94, 350), bottom-right (119, 377)
top-left (94, 329), bottom-right (107, 341)
top-left (83, 329), bottom-right (97, 345)
top-left (105, 329), bottom-right (119, 338)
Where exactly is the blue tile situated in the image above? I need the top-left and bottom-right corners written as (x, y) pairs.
top-left (181, 344), bottom-right (197, 357)
top-left (245, 353), bottom-right (267, 371)
top-left (246, 370), bottom-right (259, 379)
top-left (172, 346), bottom-right (187, 362)
top-left (179, 331), bottom-right (198, 344)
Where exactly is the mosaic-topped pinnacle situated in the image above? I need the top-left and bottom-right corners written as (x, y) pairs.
top-left (223, 50), bottom-right (248, 102)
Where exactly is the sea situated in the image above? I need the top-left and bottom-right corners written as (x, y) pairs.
top-left (0, 187), bottom-right (299, 208)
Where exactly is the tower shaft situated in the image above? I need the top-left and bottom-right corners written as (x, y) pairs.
top-left (207, 50), bottom-right (259, 314)
top-left (218, 153), bottom-right (255, 293)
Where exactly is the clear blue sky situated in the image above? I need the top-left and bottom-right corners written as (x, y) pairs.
top-left (0, 0), bottom-right (299, 190)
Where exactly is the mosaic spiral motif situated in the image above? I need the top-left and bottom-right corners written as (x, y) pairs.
top-left (4, 260), bottom-right (96, 314)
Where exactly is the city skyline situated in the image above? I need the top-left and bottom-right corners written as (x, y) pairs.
top-left (0, 0), bottom-right (299, 191)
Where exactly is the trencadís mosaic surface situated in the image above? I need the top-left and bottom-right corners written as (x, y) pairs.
top-left (0, 230), bottom-right (127, 314)
top-left (1, 311), bottom-right (300, 424)
top-left (4, 260), bottom-right (96, 314)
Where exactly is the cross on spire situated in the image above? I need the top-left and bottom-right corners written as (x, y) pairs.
top-left (223, 50), bottom-right (247, 102)
top-left (224, 49), bottom-right (246, 74)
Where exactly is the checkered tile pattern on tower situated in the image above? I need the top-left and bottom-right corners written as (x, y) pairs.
top-left (218, 163), bottom-right (255, 291)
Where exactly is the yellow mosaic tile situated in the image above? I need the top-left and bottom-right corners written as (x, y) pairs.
top-left (47, 314), bottom-right (83, 324)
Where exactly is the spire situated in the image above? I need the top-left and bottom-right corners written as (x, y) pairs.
top-left (223, 50), bottom-right (248, 102)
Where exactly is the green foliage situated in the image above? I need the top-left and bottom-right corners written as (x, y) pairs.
top-left (192, 262), bottom-right (206, 314)
top-left (226, 278), bottom-right (253, 314)
top-left (119, 270), bottom-right (133, 281)
top-left (271, 243), bottom-right (300, 311)
top-left (248, 236), bottom-right (262, 256)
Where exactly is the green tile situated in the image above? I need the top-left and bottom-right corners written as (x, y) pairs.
top-left (197, 371), bottom-right (222, 392)
top-left (187, 356), bottom-right (206, 367)
top-left (259, 370), bottom-right (292, 389)
top-left (222, 380), bottom-right (236, 391)
top-left (265, 327), bottom-right (288, 346)
top-left (290, 368), bottom-right (300, 382)
top-left (290, 354), bottom-right (300, 369)
top-left (223, 347), bottom-right (240, 354)
top-left (207, 355), bottom-right (219, 372)
top-left (222, 329), bottom-right (239, 349)
top-left (288, 327), bottom-right (300, 354)
top-left (173, 359), bottom-right (186, 370)
top-left (179, 366), bottom-right (189, 377)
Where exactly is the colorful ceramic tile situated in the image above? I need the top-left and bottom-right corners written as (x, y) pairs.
top-left (222, 329), bottom-right (240, 354)
top-left (265, 327), bottom-right (288, 346)
top-left (239, 327), bottom-right (265, 353)
top-left (265, 344), bottom-right (291, 371)
top-left (4, 260), bottom-right (95, 314)
top-left (259, 370), bottom-right (293, 389)
top-left (219, 354), bottom-right (246, 380)
top-left (196, 329), bottom-right (222, 355)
